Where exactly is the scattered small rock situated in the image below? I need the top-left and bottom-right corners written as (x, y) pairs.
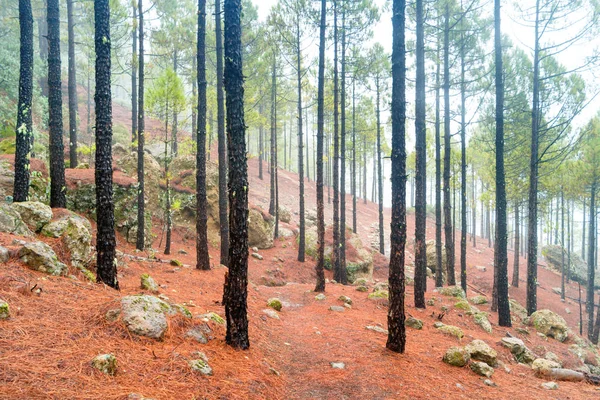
top-left (541, 381), bottom-right (558, 390)
top-left (315, 293), bottom-right (326, 301)
top-left (483, 379), bottom-right (497, 387)
top-left (435, 323), bottom-right (464, 340)
top-left (251, 252), bottom-right (264, 260)
top-left (426, 298), bottom-right (436, 306)
top-left (436, 286), bottom-right (466, 299)
top-left (170, 259), bottom-right (183, 267)
top-left (0, 246), bottom-right (9, 263)
top-left (329, 306), bottom-right (346, 312)
top-left (196, 312), bottom-right (225, 325)
top-left (532, 358), bottom-right (561, 376)
top-left (189, 358), bottom-right (213, 375)
top-left (406, 317), bottom-right (423, 330)
top-left (500, 337), bottom-right (536, 364)
top-left (0, 300), bottom-right (9, 319)
top-left (178, 249), bottom-right (188, 255)
top-left (366, 325), bottom-right (388, 334)
top-left (91, 354), bottom-right (117, 375)
top-left (356, 285), bottom-right (368, 292)
top-left (443, 347), bottom-right (470, 367)
top-left (470, 295), bottom-right (488, 305)
top-left (262, 309), bottom-right (280, 320)
top-left (473, 312), bottom-right (492, 333)
top-left (465, 340), bottom-right (497, 367)
top-left (267, 298), bottom-right (282, 311)
top-left (470, 361), bottom-right (494, 377)
top-left (338, 295), bottom-right (352, 305)
top-left (140, 273), bottom-right (159, 293)
top-left (330, 362), bottom-right (345, 369)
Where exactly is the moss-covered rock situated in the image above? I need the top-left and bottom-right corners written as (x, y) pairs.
top-left (62, 217), bottom-right (92, 268)
top-left (267, 298), bottom-right (282, 311)
top-left (120, 295), bottom-right (173, 339)
top-left (197, 311), bottom-right (225, 325)
top-left (91, 354), bottom-right (117, 375)
top-left (406, 317), bottom-right (423, 330)
top-left (465, 340), bottom-right (497, 367)
top-left (0, 300), bottom-right (9, 319)
top-left (473, 312), bottom-right (492, 333)
top-left (170, 259), bottom-right (183, 267)
top-left (528, 309), bottom-right (569, 342)
top-left (356, 285), bottom-right (368, 292)
top-left (437, 286), bottom-right (466, 299)
top-left (18, 241), bottom-right (67, 276)
top-left (455, 300), bottom-right (479, 315)
top-left (338, 295), bottom-right (352, 305)
top-left (0, 204), bottom-right (33, 237)
top-left (11, 201), bottom-right (52, 232)
top-left (470, 295), bottom-right (488, 305)
top-left (500, 337), bottom-right (536, 364)
top-left (532, 358), bottom-right (561, 376)
top-left (141, 273), bottom-right (159, 293)
top-left (436, 323), bottom-right (464, 340)
top-left (248, 209), bottom-right (275, 249)
top-left (509, 299), bottom-right (528, 321)
top-left (315, 293), bottom-right (326, 301)
top-left (188, 358), bottom-right (213, 375)
top-left (470, 361), bottom-right (494, 377)
top-left (443, 346), bottom-right (470, 367)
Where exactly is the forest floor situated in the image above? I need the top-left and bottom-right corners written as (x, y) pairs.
top-left (1, 100), bottom-right (600, 398)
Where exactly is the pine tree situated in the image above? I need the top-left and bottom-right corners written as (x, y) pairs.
top-left (94, 0), bottom-right (118, 289)
top-left (136, 0), bottom-right (146, 251)
top-left (13, 0), bottom-right (34, 203)
top-left (67, 0), bottom-right (78, 168)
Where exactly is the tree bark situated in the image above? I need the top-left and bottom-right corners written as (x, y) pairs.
top-left (223, 0), bottom-right (249, 350)
top-left (332, 0), bottom-right (340, 276)
top-left (47, 0), bottom-right (66, 208)
top-left (512, 203), bottom-right (520, 288)
top-left (67, 0), bottom-right (78, 168)
top-left (459, 17), bottom-right (467, 294)
top-left (295, 11), bottom-right (305, 263)
top-left (196, 0), bottom-right (210, 270)
top-left (387, 0), bottom-right (407, 354)
top-left (14, 0), bottom-right (34, 203)
top-left (561, 190), bottom-right (565, 300)
top-left (216, 0), bottom-right (229, 266)
top-left (94, 0), bottom-right (118, 289)
top-left (376, 78), bottom-right (385, 256)
top-left (136, 0), bottom-right (146, 251)
top-left (131, 5), bottom-right (138, 145)
top-left (414, 0), bottom-right (427, 308)
top-left (269, 57), bottom-right (277, 216)
top-left (352, 76), bottom-right (357, 234)
top-left (435, 23), bottom-right (443, 288)
top-left (338, 11), bottom-right (347, 284)
top-left (587, 183), bottom-right (596, 340)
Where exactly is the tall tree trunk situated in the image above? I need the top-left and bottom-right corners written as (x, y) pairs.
top-left (67, 0), bottom-right (78, 168)
top-left (296, 15), bottom-right (306, 263)
top-left (494, 0), bottom-right (511, 326)
top-left (363, 135), bottom-right (367, 204)
top-left (164, 117), bottom-right (172, 255)
top-left (459, 20), bottom-right (467, 294)
top-left (332, 0), bottom-right (341, 275)
top-left (259, 102), bottom-right (264, 180)
top-left (196, 0), bottom-right (210, 270)
top-left (14, 0), bottom-right (34, 203)
top-left (527, 0), bottom-right (541, 315)
top-left (171, 52), bottom-right (179, 156)
top-left (583, 198), bottom-right (586, 261)
top-left (414, 0), bottom-right (427, 308)
top-left (387, 0), bottom-right (407, 354)
top-left (37, 1), bottom-right (48, 99)
top-left (352, 76), bottom-right (357, 234)
top-left (338, 11), bottom-right (347, 284)
top-left (587, 183), bottom-right (596, 340)
top-left (314, 0), bottom-right (326, 292)
top-left (136, 0), bottom-right (146, 251)
top-left (269, 57), bottom-right (277, 216)
top-left (472, 167), bottom-right (476, 247)
top-left (443, 3), bottom-right (455, 286)
top-left (94, 0), bottom-right (119, 289)
top-left (435, 24), bottom-right (443, 288)
top-left (376, 79), bottom-right (385, 256)
top-left (512, 203), bottom-right (520, 287)
top-left (216, 0), bottom-right (229, 266)
top-left (222, 0), bottom-right (249, 350)
top-left (192, 55), bottom-right (197, 141)
top-left (561, 190), bottom-right (565, 300)
top-left (568, 198), bottom-right (572, 282)
top-left (131, 5), bottom-right (138, 145)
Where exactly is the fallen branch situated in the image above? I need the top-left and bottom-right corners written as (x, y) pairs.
top-left (540, 368), bottom-right (600, 385)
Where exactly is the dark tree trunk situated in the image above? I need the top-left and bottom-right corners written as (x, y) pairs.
top-left (363, 135), bottom-right (367, 204)
top-left (314, 0), bottom-right (326, 292)
top-left (47, 0), bottom-right (66, 208)
top-left (216, 0), bottom-right (229, 266)
top-left (222, 0), bottom-right (249, 350)
top-left (414, 0), bottom-right (427, 308)
top-left (136, 0), bottom-right (146, 251)
top-left (435, 24), bottom-right (443, 288)
top-left (37, 2), bottom-right (48, 99)
top-left (67, 0), bottom-right (78, 168)
top-left (352, 77), bottom-right (357, 234)
top-left (196, 0), bottom-right (210, 270)
top-left (295, 14), bottom-right (305, 263)
top-left (192, 55), bottom-right (197, 142)
top-left (527, 0), bottom-right (541, 315)
top-left (387, 0), bottom-right (407, 354)
top-left (171, 53), bottom-right (179, 156)
top-left (472, 167), bottom-right (476, 247)
top-left (164, 131), bottom-right (172, 255)
top-left (94, 0), bottom-right (118, 289)
top-left (512, 203), bottom-right (520, 288)
top-left (568, 199), bottom-right (572, 282)
top-left (131, 5), bottom-right (137, 145)
top-left (443, 3), bottom-right (455, 286)
top-left (14, 0), bottom-right (34, 203)
top-left (259, 102), bottom-right (264, 180)
top-left (459, 22), bottom-right (467, 294)
top-left (583, 198), bottom-right (586, 261)
top-left (376, 78), bottom-right (385, 256)
top-left (332, 0), bottom-right (340, 276)
top-left (587, 183), bottom-right (596, 340)
top-left (269, 57), bottom-right (277, 216)
top-left (561, 190), bottom-right (565, 300)
top-left (338, 12), bottom-right (347, 285)
top-left (494, 0), bottom-right (511, 327)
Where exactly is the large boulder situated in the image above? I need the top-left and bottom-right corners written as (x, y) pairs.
top-left (120, 295), bottom-right (173, 339)
top-left (527, 309), bottom-right (569, 342)
top-left (424, 239), bottom-right (447, 277)
top-left (500, 337), bottom-right (536, 364)
top-left (41, 210), bottom-right (92, 238)
top-left (443, 346), bottom-right (470, 367)
top-left (248, 208), bottom-right (275, 249)
top-left (18, 241), bottom-right (67, 276)
top-left (542, 245), bottom-right (599, 288)
top-left (465, 340), bottom-right (497, 367)
top-left (62, 218), bottom-right (92, 268)
top-left (115, 151), bottom-right (162, 213)
top-left (278, 206), bottom-right (291, 223)
top-left (0, 203), bottom-right (33, 237)
top-left (11, 201), bottom-right (52, 232)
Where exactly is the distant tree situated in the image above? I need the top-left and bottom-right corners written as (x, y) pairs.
top-left (196, 0), bottom-right (210, 270)
top-left (222, 0), bottom-right (249, 350)
top-left (47, 0), bottom-right (66, 208)
top-left (136, 0), bottom-right (146, 251)
top-left (13, 0), bottom-right (34, 203)
top-left (131, 4), bottom-right (138, 145)
top-left (67, 0), bottom-right (78, 168)
top-left (94, 0), bottom-right (118, 289)
top-left (387, 0), bottom-right (407, 354)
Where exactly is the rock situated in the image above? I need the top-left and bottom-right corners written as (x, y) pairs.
top-left (354, 277), bottom-right (369, 286)
top-left (552, 287), bottom-right (562, 295)
top-left (127, 394), bottom-right (155, 400)
top-left (185, 323), bottom-right (212, 343)
top-left (278, 206), bottom-right (291, 223)
top-left (483, 379), bottom-right (497, 387)
top-left (141, 274), bottom-right (159, 293)
top-left (172, 304), bottom-right (192, 318)
top-left (11, 201), bottom-right (52, 232)
top-left (112, 143), bottom-right (129, 160)
top-left (18, 241), bottom-right (67, 276)
top-left (470, 361), bottom-right (494, 377)
top-left (248, 209), bottom-right (274, 249)
top-left (91, 354), bottom-right (117, 375)
top-left (338, 295), bottom-right (352, 305)
top-left (120, 295), bottom-right (173, 339)
top-left (424, 239), bottom-right (447, 278)
top-left (105, 308), bottom-right (121, 322)
top-left (373, 282), bottom-right (389, 292)
top-left (368, 290), bottom-right (389, 300)
top-left (542, 244), bottom-right (598, 287)
top-left (544, 352), bottom-right (562, 366)
top-left (0, 203), bottom-right (33, 236)
top-left (329, 306), bottom-right (346, 312)
top-left (0, 300), bottom-right (9, 319)
top-left (541, 381), bottom-right (558, 390)
top-left (366, 325), bottom-right (388, 334)
top-left (500, 337), bottom-right (536, 364)
top-left (532, 358), bottom-right (561, 376)
top-left (509, 299), bottom-right (528, 321)
top-left (259, 275), bottom-right (287, 287)
top-left (436, 324), bottom-right (464, 340)
top-left (170, 259), bottom-right (183, 267)
top-left (330, 362), bottom-right (345, 369)
top-left (406, 317), bottom-right (423, 330)
top-left (251, 252), bottom-right (263, 260)
top-left (262, 309), bottom-right (280, 320)
top-left (470, 295), bottom-right (488, 305)
top-left (528, 309), bottom-right (569, 342)
top-left (62, 217), bottom-right (92, 268)
top-left (426, 298), bottom-right (436, 306)
top-left (315, 293), bottom-right (326, 301)
top-left (356, 285), bottom-right (368, 292)
top-left (189, 358), bottom-right (213, 375)
top-left (455, 300), bottom-right (479, 315)
top-left (465, 340), bottom-right (497, 367)
top-left (437, 286), bottom-right (466, 299)
top-left (475, 265), bottom-right (487, 272)
top-left (278, 227), bottom-right (295, 238)
top-left (267, 298), bottom-right (282, 311)
top-left (196, 311), bottom-right (225, 325)
top-left (443, 346), bottom-right (470, 367)
top-left (0, 246), bottom-right (9, 263)
top-left (473, 312), bottom-right (493, 333)
top-left (41, 211), bottom-right (92, 238)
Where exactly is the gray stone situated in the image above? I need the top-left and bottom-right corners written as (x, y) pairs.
top-left (189, 358), bottom-right (213, 375)
top-left (541, 381), bottom-right (558, 390)
top-left (62, 217), bottom-right (92, 268)
top-left (251, 252), bottom-right (263, 260)
top-left (315, 293), bottom-right (326, 301)
top-left (278, 206), bottom-right (291, 223)
top-left (406, 317), bottom-right (423, 330)
top-left (338, 295), bottom-right (352, 305)
top-left (532, 358), bottom-right (561, 376)
top-left (141, 274), bottom-right (159, 293)
top-left (483, 379), bottom-right (497, 387)
top-left (470, 361), bottom-right (494, 377)
top-left (185, 324), bottom-right (212, 343)
top-left (262, 309), bottom-right (280, 320)
top-left (0, 300), bottom-right (9, 319)
top-left (330, 362), bottom-right (345, 369)
top-left (18, 241), bottom-right (67, 276)
top-left (443, 347), bottom-right (470, 367)
top-left (437, 286), bottom-right (466, 299)
top-left (0, 204), bottom-right (33, 237)
top-left (473, 312), bottom-right (493, 333)
top-left (0, 246), bottom-right (9, 263)
top-left (248, 209), bottom-right (274, 249)
top-left (11, 201), bottom-right (52, 232)
top-left (329, 306), bottom-right (346, 312)
top-left (120, 295), bottom-right (172, 339)
top-left (465, 340), bottom-right (497, 367)
top-left (470, 295), bottom-right (488, 305)
top-left (500, 337), bottom-right (536, 364)
top-left (91, 354), bottom-right (117, 375)
top-left (366, 325), bottom-right (388, 334)
top-left (528, 309), bottom-right (569, 342)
